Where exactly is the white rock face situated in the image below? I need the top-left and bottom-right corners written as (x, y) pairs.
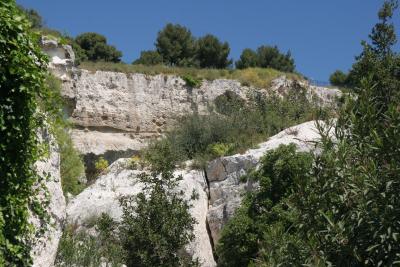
top-left (206, 121), bottom-right (323, 243)
top-left (31, 128), bottom-right (66, 267)
top-left (40, 36), bottom-right (75, 80)
top-left (67, 160), bottom-right (216, 267)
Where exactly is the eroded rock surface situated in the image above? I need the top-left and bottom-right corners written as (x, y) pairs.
top-left (31, 128), bottom-right (66, 267)
top-left (42, 38), bottom-right (341, 171)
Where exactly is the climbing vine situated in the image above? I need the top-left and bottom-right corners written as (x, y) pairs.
top-left (0, 0), bottom-right (53, 265)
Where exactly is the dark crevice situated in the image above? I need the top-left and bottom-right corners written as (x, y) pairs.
top-left (203, 167), bottom-right (217, 262)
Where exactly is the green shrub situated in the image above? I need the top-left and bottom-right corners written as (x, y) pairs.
top-left (182, 74), bottom-right (202, 88)
top-left (216, 144), bottom-right (313, 267)
top-left (56, 128), bottom-right (85, 195)
top-left (55, 214), bottom-right (124, 267)
top-left (214, 90), bottom-right (245, 115)
top-left (207, 143), bottom-right (233, 157)
top-left (94, 157), bottom-right (109, 176)
top-left (329, 70), bottom-right (349, 87)
top-left (132, 50), bottom-right (163, 65)
top-left (143, 82), bottom-right (330, 171)
top-left (119, 160), bottom-right (199, 266)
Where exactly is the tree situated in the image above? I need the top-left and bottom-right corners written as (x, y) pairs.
top-left (75, 32), bottom-right (122, 62)
top-left (17, 5), bottom-right (43, 28)
top-left (133, 50), bottom-right (163, 65)
top-left (0, 1), bottom-right (51, 265)
top-left (119, 147), bottom-right (198, 267)
top-left (329, 70), bottom-right (348, 87)
top-left (155, 23), bottom-right (197, 67)
top-left (257, 45), bottom-right (295, 72)
top-left (235, 46), bottom-right (295, 72)
top-left (347, 0), bottom-right (400, 93)
top-left (196, 34), bottom-right (231, 68)
top-left (235, 48), bottom-right (258, 69)
top-left (284, 1), bottom-right (400, 265)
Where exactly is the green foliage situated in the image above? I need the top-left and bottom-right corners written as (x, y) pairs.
top-left (235, 48), bottom-right (258, 69)
top-left (56, 128), bottom-right (85, 195)
top-left (156, 23), bottom-right (197, 67)
top-left (286, 2), bottom-right (400, 265)
top-left (133, 50), bottom-right (163, 65)
top-left (0, 1), bottom-right (52, 264)
top-left (257, 45), bottom-right (295, 72)
top-left (75, 32), bottom-right (122, 62)
top-left (347, 0), bottom-right (400, 91)
top-left (17, 5), bottom-right (43, 29)
top-left (218, 2), bottom-right (400, 266)
top-left (43, 75), bottom-right (86, 195)
top-left (144, 85), bottom-right (326, 169)
top-left (196, 34), bottom-right (232, 68)
top-left (329, 70), bottom-right (349, 87)
top-left (55, 214), bottom-right (125, 267)
top-left (182, 74), bottom-right (202, 88)
top-left (214, 90), bottom-right (245, 115)
top-left (236, 46), bottom-right (295, 72)
top-left (94, 157), bottom-right (109, 176)
top-left (216, 144), bottom-right (313, 267)
top-left (119, 163), bottom-right (198, 266)
top-left (207, 143), bottom-right (233, 157)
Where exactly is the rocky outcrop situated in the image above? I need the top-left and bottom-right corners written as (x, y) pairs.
top-left (41, 39), bottom-right (341, 173)
top-left (40, 36), bottom-right (75, 80)
top-left (66, 160), bottom-right (216, 267)
top-left (31, 128), bottom-right (66, 267)
top-left (66, 120), bottom-right (328, 266)
top-left (206, 121), bottom-right (324, 243)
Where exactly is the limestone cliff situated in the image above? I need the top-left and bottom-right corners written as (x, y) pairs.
top-left (39, 38), bottom-right (340, 266)
top-left (41, 38), bottom-right (341, 175)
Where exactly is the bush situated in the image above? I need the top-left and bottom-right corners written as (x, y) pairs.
top-left (132, 50), bottom-right (163, 65)
top-left (216, 144), bottom-right (313, 267)
top-left (143, 85), bottom-right (327, 170)
top-left (182, 74), bottom-right (202, 88)
top-left (119, 161), bottom-right (198, 266)
top-left (56, 128), bottom-right (85, 195)
top-left (156, 23), bottom-right (197, 67)
top-left (94, 157), bottom-right (109, 176)
top-left (196, 34), bottom-right (232, 68)
top-left (75, 32), bottom-right (122, 62)
top-left (55, 214), bottom-right (124, 267)
top-left (329, 70), bottom-right (348, 87)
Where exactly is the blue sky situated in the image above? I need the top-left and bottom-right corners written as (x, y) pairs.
top-left (17, 0), bottom-right (400, 81)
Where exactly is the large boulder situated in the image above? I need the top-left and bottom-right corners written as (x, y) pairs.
top-left (206, 121), bottom-right (324, 243)
top-left (31, 128), bottom-right (66, 267)
top-left (66, 159), bottom-right (216, 267)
